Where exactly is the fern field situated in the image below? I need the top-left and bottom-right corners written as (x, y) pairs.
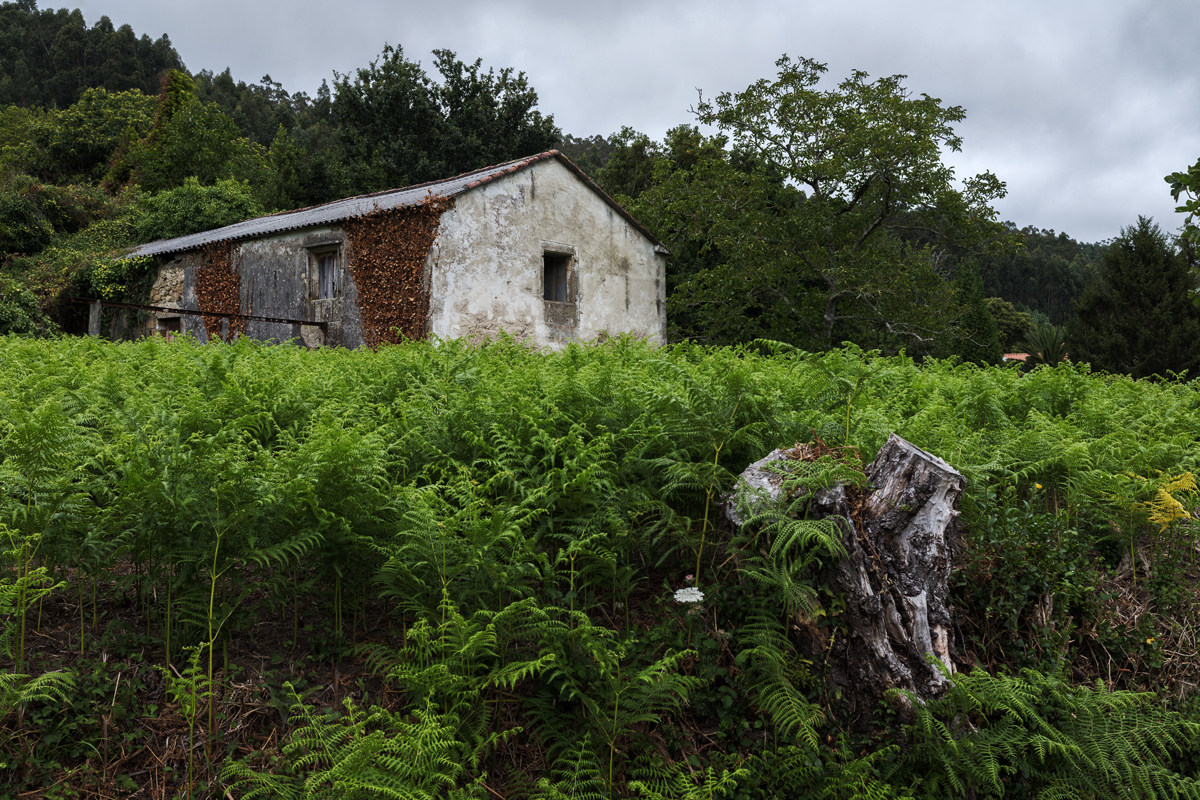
top-left (1, 333), bottom-right (1199, 798)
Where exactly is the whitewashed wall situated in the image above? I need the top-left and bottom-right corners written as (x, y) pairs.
top-left (426, 158), bottom-right (667, 347)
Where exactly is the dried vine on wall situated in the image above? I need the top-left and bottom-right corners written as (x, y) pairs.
top-left (196, 241), bottom-right (247, 342)
top-left (342, 194), bottom-right (454, 347)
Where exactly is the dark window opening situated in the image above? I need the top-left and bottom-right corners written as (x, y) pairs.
top-left (317, 251), bottom-right (339, 300)
top-left (158, 317), bottom-right (182, 339)
top-left (544, 252), bottom-right (570, 302)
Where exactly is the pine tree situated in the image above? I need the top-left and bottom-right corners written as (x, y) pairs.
top-left (942, 264), bottom-right (1002, 366)
top-left (1066, 217), bottom-right (1200, 379)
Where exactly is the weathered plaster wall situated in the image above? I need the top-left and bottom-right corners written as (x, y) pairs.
top-left (427, 158), bottom-right (667, 347)
top-left (143, 260), bottom-right (185, 337)
top-left (148, 226), bottom-right (366, 347)
top-left (232, 227), bottom-right (364, 348)
top-left (145, 252), bottom-right (205, 340)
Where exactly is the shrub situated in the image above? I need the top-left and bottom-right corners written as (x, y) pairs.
top-left (134, 177), bottom-right (264, 242)
top-left (0, 274), bottom-right (54, 335)
top-left (0, 188), bottom-right (53, 256)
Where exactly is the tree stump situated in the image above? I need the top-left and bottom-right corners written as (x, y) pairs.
top-left (728, 433), bottom-right (965, 709)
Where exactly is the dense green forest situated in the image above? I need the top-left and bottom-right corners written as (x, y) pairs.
top-left (3, 1), bottom-right (1200, 797)
top-left (5, 0), bottom-right (1194, 370)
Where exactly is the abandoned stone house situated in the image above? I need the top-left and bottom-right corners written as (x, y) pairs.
top-left (126, 151), bottom-right (669, 348)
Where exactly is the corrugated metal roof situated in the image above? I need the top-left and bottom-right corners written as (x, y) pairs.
top-left (126, 150), bottom-right (668, 258)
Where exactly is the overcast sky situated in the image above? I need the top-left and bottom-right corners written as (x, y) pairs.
top-left (77, 0), bottom-right (1200, 243)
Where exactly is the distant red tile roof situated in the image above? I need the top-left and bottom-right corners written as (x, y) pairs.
top-left (1003, 353), bottom-right (1029, 362)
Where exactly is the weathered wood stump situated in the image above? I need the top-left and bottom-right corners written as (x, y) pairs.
top-left (727, 433), bottom-right (965, 708)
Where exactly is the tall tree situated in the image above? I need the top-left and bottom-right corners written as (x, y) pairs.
top-left (556, 133), bottom-right (614, 177)
top-left (192, 69), bottom-right (296, 145)
top-left (120, 71), bottom-right (269, 196)
top-left (333, 45), bottom-right (560, 193)
top-left (616, 56), bottom-right (1011, 350)
top-left (984, 296), bottom-right (1033, 353)
top-left (20, 87), bottom-right (155, 182)
top-left (940, 263), bottom-right (1002, 366)
top-left (263, 124), bottom-right (304, 211)
top-left (603, 125), bottom-right (807, 345)
top-left (596, 126), bottom-right (665, 200)
top-left (191, 69), bottom-right (346, 207)
top-left (976, 224), bottom-right (1100, 325)
top-left (0, 2), bottom-right (181, 108)
top-left (1066, 217), bottom-right (1200, 379)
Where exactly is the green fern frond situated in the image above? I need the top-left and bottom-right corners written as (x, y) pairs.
top-left (223, 685), bottom-right (484, 800)
top-left (628, 764), bottom-right (748, 800)
top-left (733, 457), bottom-right (855, 620)
top-left (733, 612), bottom-right (823, 749)
top-left (899, 666), bottom-right (1200, 800)
top-left (0, 669), bottom-right (75, 714)
top-left (536, 734), bottom-right (608, 800)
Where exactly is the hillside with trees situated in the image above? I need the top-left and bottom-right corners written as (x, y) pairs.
top-left (0, 1), bottom-right (561, 335)
top-left (0, 0), bottom-right (181, 107)
top-left (976, 223), bottom-right (1102, 327)
top-left (0, 0), bottom-right (1119, 361)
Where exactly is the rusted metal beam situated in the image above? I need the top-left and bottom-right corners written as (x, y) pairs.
top-left (71, 298), bottom-right (328, 331)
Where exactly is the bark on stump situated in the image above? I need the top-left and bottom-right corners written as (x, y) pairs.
top-left (728, 433), bottom-right (965, 709)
